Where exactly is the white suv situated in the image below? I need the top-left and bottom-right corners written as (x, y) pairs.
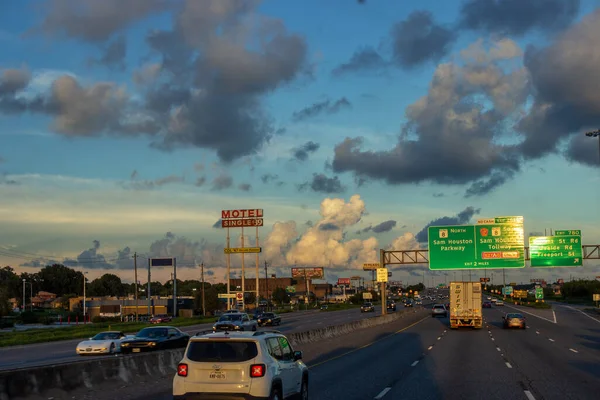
top-left (173, 330), bottom-right (308, 400)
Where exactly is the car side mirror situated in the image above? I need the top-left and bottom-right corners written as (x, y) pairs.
top-left (293, 351), bottom-right (303, 361)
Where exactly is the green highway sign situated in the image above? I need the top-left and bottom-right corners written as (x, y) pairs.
top-left (554, 230), bottom-right (581, 236)
top-left (428, 216), bottom-right (525, 270)
top-left (535, 287), bottom-right (544, 300)
top-left (529, 233), bottom-right (583, 267)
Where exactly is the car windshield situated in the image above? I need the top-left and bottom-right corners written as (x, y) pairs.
top-left (433, 305), bottom-right (444, 309)
top-left (261, 313), bottom-right (274, 318)
top-left (136, 328), bottom-right (168, 338)
top-left (219, 314), bottom-right (243, 322)
top-left (507, 313), bottom-right (523, 319)
top-left (187, 340), bottom-right (258, 362)
top-left (92, 332), bottom-right (121, 340)
top-left (363, 303), bottom-right (372, 306)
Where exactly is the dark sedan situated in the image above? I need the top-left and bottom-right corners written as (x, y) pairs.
top-left (257, 312), bottom-right (281, 326)
top-left (121, 326), bottom-right (190, 354)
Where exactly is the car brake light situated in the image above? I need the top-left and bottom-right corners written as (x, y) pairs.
top-left (250, 364), bottom-right (266, 377)
top-left (177, 363), bottom-right (188, 377)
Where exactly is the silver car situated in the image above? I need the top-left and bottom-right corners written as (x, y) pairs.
top-left (431, 304), bottom-right (447, 318)
top-left (213, 313), bottom-right (258, 332)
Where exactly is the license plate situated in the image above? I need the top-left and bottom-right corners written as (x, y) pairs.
top-left (209, 371), bottom-right (226, 379)
top-left (132, 348), bottom-right (141, 353)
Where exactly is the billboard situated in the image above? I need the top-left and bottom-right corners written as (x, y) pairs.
top-left (221, 209), bottom-right (264, 228)
top-left (337, 278), bottom-right (351, 285)
top-left (291, 267), bottom-right (324, 279)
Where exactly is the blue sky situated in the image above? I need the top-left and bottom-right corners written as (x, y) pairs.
top-left (1, 0), bottom-right (599, 286)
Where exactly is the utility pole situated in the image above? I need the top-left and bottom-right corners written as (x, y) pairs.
top-left (147, 258), bottom-right (151, 316)
top-left (264, 261), bottom-right (269, 305)
top-left (173, 258), bottom-right (177, 318)
top-left (133, 252), bottom-right (138, 322)
top-left (201, 262), bottom-right (206, 317)
top-left (22, 279), bottom-right (25, 312)
top-left (380, 249), bottom-right (386, 316)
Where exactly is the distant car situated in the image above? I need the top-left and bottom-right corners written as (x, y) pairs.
top-left (387, 301), bottom-right (396, 311)
top-left (483, 301), bottom-right (492, 309)
top-left (495, 300), bottom-right (505, 306)
top-left (257, 312), bottom-right (281, 326)
top-left (360, 302), bottom-right (375, 312)
top-left (503, 313), bottom-right (526, 329)
top-left (404, 300), bottom-right (414, 308)
top-left (150, 314), bottom-right (172, 324)
top-left (213, 313), bottom-right (258, 332)
top-left (320, 304), bottom-right (329, 310)
top-left (76, 331), bottom-right (130, 355)
top-left (121, 326), bottom-right (190, 354)
top-left (431, 304), bottom-right (447, 318)
top-left (491, 298), bottom-right (497, 303)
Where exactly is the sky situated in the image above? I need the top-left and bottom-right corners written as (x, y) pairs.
top-left (1, 0), bottom-right (599, 287)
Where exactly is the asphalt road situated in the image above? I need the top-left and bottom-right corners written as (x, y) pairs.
top-left (131, 300), bottom-right (599, 400)
top-left (0, 305), bottom-right (402, 371)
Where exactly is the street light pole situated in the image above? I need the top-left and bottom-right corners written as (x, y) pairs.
top-left (83, 272), bottom-right (88, 322)
top-left (22, 279), bottom-right (26, 312)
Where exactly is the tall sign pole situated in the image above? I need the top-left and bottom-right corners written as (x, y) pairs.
top-left (201, 261), bottom-right (206, 317)
top-left (256, 224), bottom-right (260, 309)
top-left (133, 252), bottom-right (138, 322)
top-left (147, 258), bottom-right (151, 316)
top-left (380, 249), bottom-right (386, 316)
top-left (173, 257), bottom-right (177, 318)
top-left (221, 209), bottom-right (264, 311)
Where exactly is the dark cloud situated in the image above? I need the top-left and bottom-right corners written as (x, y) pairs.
top-left (75, 240), bottom-right (114, 269)
top-left (433, 192), bottom-right (444, 198)
top-left (415, 206), bottom-right (481, 243)
top-left (261, 174), bottom-right (279, 184)
top-left (464, 170), bottom-right (515, 198)
top-left (87, 35), bottom-right (127, 70)
top-left (238, 183), bottom-right (252, 191)
top-left (291, 141), bottom-right (320, 161)
top-left (356, 225), bottom-right (372, 234)
top-left (124, 173), bottom-right (184, 190)
top-left (331, 47), bottom-right (388, 76)
top-left (391, 11), bottom-right (457, 68)
top-left (212, 219), bottom-right (222, 229)
top-left (211, 173), bottom-right (233, 191)
top-left (33, 0), bottom-right (171, 42)
top-left (319, 223), bottom-right (340, 231)
top-left (297, 173), bottom-right (346, 194)
top-left (372, 220), bottom-right (397, 233)
top-left (459, 0), bottom-right (580, 36)
top-left (565, 133), bottom-right (600, 167)
top-left (332, 38), bottom-right (528, 195)
top-left (7, 1), bottom-right (309, 163)
top-left (195, 176), bottom-right (207, 187)
top-left (292, 98), bottom-right (351, 122)
top-left (517, 10), bottom-right (600, 166)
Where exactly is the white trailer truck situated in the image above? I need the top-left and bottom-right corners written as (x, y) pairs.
top-left (449, 281), bottom-right (483, 329)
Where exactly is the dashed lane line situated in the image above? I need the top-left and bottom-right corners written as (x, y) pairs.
top-left (374, 387), bottom-right (391, 400)
top-left (524, 390), bottom-right (536, 400)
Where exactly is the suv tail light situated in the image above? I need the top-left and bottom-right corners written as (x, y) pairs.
top-left (177, 363), bottom-right (188, 377)
top-left (250, 364), bottom-right (266, 378)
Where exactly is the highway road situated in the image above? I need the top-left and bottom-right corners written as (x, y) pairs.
top-left (112, 300), bottom-right (599, 400)
top-left (0, 306), bottom-right (397, 371)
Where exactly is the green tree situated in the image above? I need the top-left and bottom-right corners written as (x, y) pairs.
top-left (0, 287), bottom-right (11, 316)
top-left (0, 266), bottom-right (21, 299)
top-left (272, 287), bottom-right (290, 304)
top-left (37, 264), bottom-right (85, 296)
top-left (87, 274), bottom-right (125, 297)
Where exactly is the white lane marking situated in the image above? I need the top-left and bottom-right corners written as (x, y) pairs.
top-left (502, 304), bottom-right (557, 324)
top-left (496, 347), bottom-right (501, 352)
top-left (491, 338), bottom-right (495, 341)
top-left (569, 348), bottom-right (578, 353)
top-left (374, 387), bottom-right (391, 399)
top-left (536, 331), bottom-right (539, 335)
top-left (505, 362), bottom-right (512, 369)
top-left (524, 390), bottom-right (536, 400)
top-left (427, 345), bottom-right (433, 350)
top-left (562, 305), bottom-right (600, 324)
top-left (411, 360), bottom-right (419, 367)
top-left (437, 337), bottom-right (441, 340)
top-left (548, 338), bottom-right (554, 342)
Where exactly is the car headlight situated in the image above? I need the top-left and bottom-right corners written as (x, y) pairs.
top-left (234, 325), bottom-right (241, 329)
top-left (122, 343), bottom-right (129, 347)
top-left (149, 342), bottom-right (156, 347)
top-left (267, 319), bottom-right (272, 323)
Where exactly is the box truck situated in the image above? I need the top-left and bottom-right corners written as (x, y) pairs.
top-left (449, 281), bottom-right (482, 329)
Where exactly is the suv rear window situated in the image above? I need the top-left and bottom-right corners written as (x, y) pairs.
top-left (187, 341), bottom-right (258, 362)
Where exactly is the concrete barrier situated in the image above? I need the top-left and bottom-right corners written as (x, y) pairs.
top-left (287, 308), bottom-right (425, 346)
top-left (0, 308), bottom-right (425, 400)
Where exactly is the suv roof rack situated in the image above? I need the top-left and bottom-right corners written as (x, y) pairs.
top-left (252, 330), bottom-right (281, 336)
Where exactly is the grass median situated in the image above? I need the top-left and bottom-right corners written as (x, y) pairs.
top-left (0, 317), bottom-right (217, 348)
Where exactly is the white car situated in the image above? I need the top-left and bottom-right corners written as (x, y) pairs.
top-left (76, 331), bottom-right (130, 355)
top-left (173, 331), bottom-right (308, 399)
top-left (213, 313), bottom-right (258, 332)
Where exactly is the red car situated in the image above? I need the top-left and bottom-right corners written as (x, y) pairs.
top-left (150, 314), bottom-right (172, 324)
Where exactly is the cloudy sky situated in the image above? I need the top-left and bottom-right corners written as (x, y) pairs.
top-left (1, 0), bottom-right (599, 287)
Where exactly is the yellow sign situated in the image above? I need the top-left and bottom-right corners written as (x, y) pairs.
top-left (514, 290), bottom-right (528, 298)
top-left (224, 247), bottom-right (262, 254)
top-left (376, 268), bottom-right (388, 283)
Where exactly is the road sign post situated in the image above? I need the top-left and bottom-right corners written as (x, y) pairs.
top-left (427, 216), bottom-right (525, 270)
top-left (535, 287), bottom-right (544, 302)
top-left (529, 230), bottom-right (583, 267)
